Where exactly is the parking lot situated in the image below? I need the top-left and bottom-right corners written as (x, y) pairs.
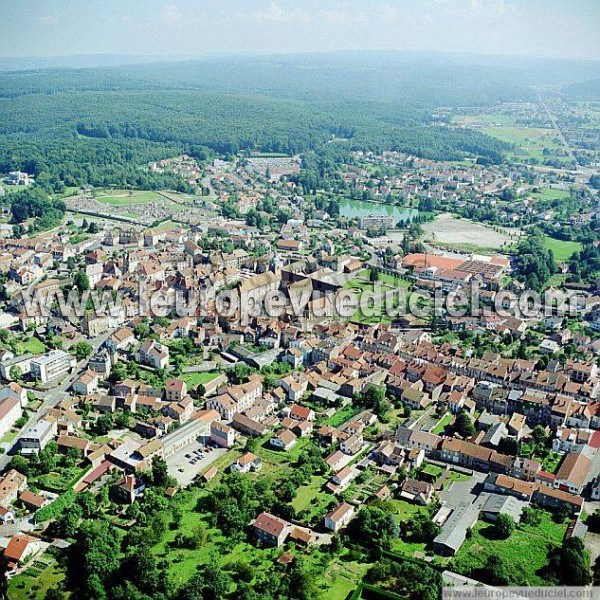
top-left (166, 438), bottom-right (228, 487)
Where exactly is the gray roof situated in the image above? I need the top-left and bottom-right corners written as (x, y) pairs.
top-left (433, 503), bottom-right (479, 553)
top-left (481, 422), bottom-right (508, 447)
top-left (480, 493), bottom-right (527, 523)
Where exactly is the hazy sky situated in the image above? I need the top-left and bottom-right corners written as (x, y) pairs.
top-left (1, 0), bottom-right (599, 60)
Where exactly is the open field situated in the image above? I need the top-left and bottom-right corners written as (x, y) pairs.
top-left (543, 236), bottom-right (582, 261)
top-left (95, 189), bottom-right (164, 206)
top-left (482, 125), bottom-right (563, 162)
top-left (422, 213), bottom-right (520, 251)
top-left (451, 510), bottom-right (567, 585)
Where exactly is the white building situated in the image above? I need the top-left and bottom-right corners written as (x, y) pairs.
top-left (30, 350), bottom-right (74, 383)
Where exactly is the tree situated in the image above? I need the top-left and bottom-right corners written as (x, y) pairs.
top-left (479, 554), bottom-right (511, 585)
top-left (10, 455), bottom-right (29, 476)
top-left (497, 437), bottom-right (519, 456)
top-left (74, 270), bottom-right (90, 293)
top-left (9, 365), bottom-right (22, 383)
top-left (348, 505), bottom-right (399, 550)
top-left (546, 537), bottom-right (591, 585)
top-left (493, 513), bottom-right (515, 539)
top-left (66, 519), bottom-right (121, 597)
top-left (455, 410), bottom-right (475, 438)
top-left (149, 457), bottom-right (175, 489)
top-left (407, 512), bottom-right (441, 543)
top-left (588, 509), bottom-right (600, 533)
top-left (369, 268), bottom-right (379, 283)
top-left (73, 341), bottom-right (93, 361)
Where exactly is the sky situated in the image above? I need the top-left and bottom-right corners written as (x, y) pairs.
top-left (0, 0), bottom-right (599, 60)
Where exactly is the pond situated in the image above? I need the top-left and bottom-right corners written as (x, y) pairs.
top-left (339, 197), bottom-right (419, 223)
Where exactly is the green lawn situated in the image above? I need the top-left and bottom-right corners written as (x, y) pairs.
top-left (481, 126), bottom-right (563, 162)
top-left (96, 190), bottom-right (163, 206)
top-left (15, 336), bottom-right (46, 355)
top-left (530, 188), bottom-right (570, 201)
top-left (323, 406), bottom-right (361, 428)
top-left (317, 557), bottom-right (372, 600)
top-left (451, 511), bottom-right (567, 585)
top-left (543, 237), bottom-right (582, 261)
top-left (432, 413), bottom-right (453, 434)
top-left (181, 371), bottom-right (221, 388)
top-left (291, 475), bottom-right (328, 512)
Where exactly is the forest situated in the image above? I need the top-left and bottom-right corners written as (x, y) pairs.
top-left (0, 53), bottom-right (598, 194)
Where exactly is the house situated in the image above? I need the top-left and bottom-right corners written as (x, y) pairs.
top-left (111, 474), bottom-right (146, 504)
top-left (107, 327), bottom-right (136, 352)
top-left (57, 435), bottom-right (91, 456)
top-left (164, 379), bottom-right (187, 402)
top-left (135, 339), bottom-right (169, 369)
top-left (71, 370), bottom-right (99, 396)
top-left (231, 413), bottom-right (267, 437)
top-left (210, 421), bottom-right (236, 448)
top-left (18, 419), bottom-right (56, 454)
top-left (0, 469), bottom-right (27, 507)
top-left (253, 512), bottom-right (290, 547)
top-left (289, 527), bottom-right (315, 547)
top-left (323, 502), bottom-right (355, 532)
top-left (554, 451), bottom-right (593, 494)
top-left (432, 503), bottom-right (480, 556)
top-left (0, 382), bottom-right (28, 407)
top-left (19, 490), bottom-right (48, 512)
top-left (270, 429), bottom-right (297, 451)
top-left (207, 379), bottom-right (263, 420)
top-left (3, 534), bottom-right (38, 572)
top-left (340, 432), bottom-right (363, 456)
top-left (0, 396), bottom-right (22, 438)
top-left (0, 506), bottom-right (15, 523)
top-left (326, 466), bottom-right (357, 493)
top-left (288, 403), bottom-right (315, 422)
top-left (480, 493), bottom-right (526, 523)
top-left (230, 452), bottom-right (262, 473)
top-left (400, 479), bottom-right (434, 505)
top-left (30, 350), bottom-right (73, 383)
top-left (325, 450), bottom-right (346, 472)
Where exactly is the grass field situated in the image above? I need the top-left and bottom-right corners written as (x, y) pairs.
top-left (181, 371), bottom-right (221, 388)
top-left (543, 236), bottom-right (582, 261)
top-left (96, 190), bottom-right (163, 206)
top-left (530, 188), bottom-right (570, 201)
top-left (15, 336), bottom-right (46, 355)
top-left (482, 126), bottom-right (563, 162)
top-left (432, 413), bottom-right (453, 434)
top-left (451, 511), bottom-right (567, 585)
top-left (323, 405), bottom-right (361, 427)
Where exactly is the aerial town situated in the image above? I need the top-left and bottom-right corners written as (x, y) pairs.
top-left (0, 6), bottom-right (599, 597)
top-left (0, 113), bottom-right (599, 597)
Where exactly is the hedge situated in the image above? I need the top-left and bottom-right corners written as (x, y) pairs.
top-left (34, 489), bottom-right (76, 523)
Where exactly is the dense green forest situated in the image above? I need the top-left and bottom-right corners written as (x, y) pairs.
top-left (0, 53), bottom-right (598, 192)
